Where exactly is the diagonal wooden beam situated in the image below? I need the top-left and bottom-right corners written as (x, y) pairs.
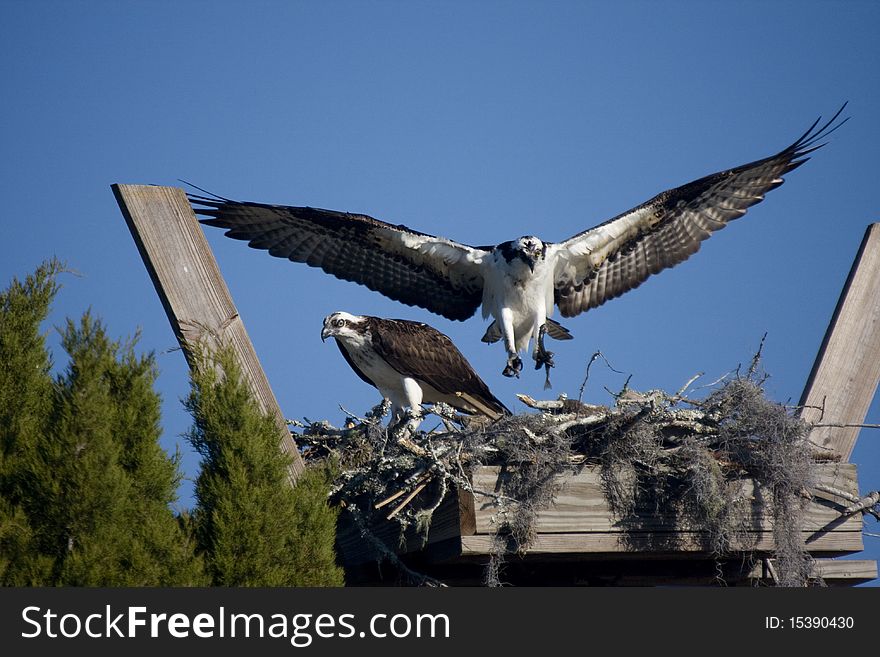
top-left (112, 183), bottom-right (304, 481)
top-left (799, 223), bottom-right (880, 461)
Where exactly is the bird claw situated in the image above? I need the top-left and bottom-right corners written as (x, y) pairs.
top-left (502, 355), bottom-right (523, 378)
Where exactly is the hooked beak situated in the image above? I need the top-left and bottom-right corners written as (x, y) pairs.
top-left (519, 251), bottom-right (537, 272)
top-left (321, 326), bottom-right (331, 342)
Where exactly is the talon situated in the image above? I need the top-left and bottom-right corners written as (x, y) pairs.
top-left (502, 355), bottom-right (523, 378)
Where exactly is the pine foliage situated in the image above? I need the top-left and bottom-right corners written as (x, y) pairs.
top-left (0, 259), bottom-right (63, 584)
top-left (1, 260), bottom-right (205, 585)
top-left (186, 347), bottom-right (343, 586)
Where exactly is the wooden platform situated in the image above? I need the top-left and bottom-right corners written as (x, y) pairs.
top-left (337, 462), bottom-right (875, 586)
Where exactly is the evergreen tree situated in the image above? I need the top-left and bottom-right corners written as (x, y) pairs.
top-left (3, 260), bottom-right (342, 587)
top-left (187, 347), bottom-right (343, 586)
top-left (47, 314), bottom-right (205, 585)
top-left (1, 260), bottom-right (205, 585)
top-left (0, 259), bottom-right (61, 584)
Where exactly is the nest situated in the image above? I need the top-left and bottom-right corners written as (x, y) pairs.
top-left (296, 365), bottom-right (836, 587)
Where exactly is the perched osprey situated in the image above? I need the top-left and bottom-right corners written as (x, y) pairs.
top-left (320, 312), bottom-right (510, 422)
top-left (192, 106), bottom-right (847, 380)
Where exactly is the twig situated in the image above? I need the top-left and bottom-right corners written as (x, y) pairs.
top-left (577, 351), bottom-right (602, 406)
top-left (374, 472), bottom-right (431, 509)
top-left (387, 480), bottom-right (430, 519)
top-left (747, 332), bottom-right (767, 378)
top-left (813, 483), bottom-right (880, 521)
top-left (339, 404), bottom-right (372, 424)
top-left (842, 491), bottom-right (880, 516)
top-left (694, 370), bottom-right (735, 391)
top-left (604, 373), bottom-right (633, 400)
top-left (517, 394), bottom-right (565, 410)
top-left (793, 402), bottom-right (826, 413)
top-left (764, 557), bottom-right (780, 586)
top-left (551, 414), bottom-right (608, 434)
top-left (374, 488), bottom-right (407, 510)
top-left (439, 418), bottom-right (457, 432)
top-left (813, 483), bottom-right (860, 503)
top-left (576, 351), bottom-right (626, 408)
top-left (675, 372), bottom-right (704, 397)
top-left (397, 436), bottom-right (428, 457)
top-left (812, 396), bottom-right (828, 423)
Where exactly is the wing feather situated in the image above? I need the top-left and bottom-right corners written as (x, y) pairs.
top-left (368, 318), bottom-right (509, 419)
top-left (552, 105), bottom-right (848, 317)
top-left (191, 196), bottom-right (488, 321)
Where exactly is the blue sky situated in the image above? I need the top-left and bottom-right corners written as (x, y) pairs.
top-left (2, 0), bottom-right (878, 584)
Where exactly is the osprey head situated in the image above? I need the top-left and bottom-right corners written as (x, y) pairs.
top-left (504, 236), bottom-right (546, 272)
top-left (321, 311), bottom-right (367, 343)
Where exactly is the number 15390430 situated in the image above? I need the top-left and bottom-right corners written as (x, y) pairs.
top-left (765, 616), bottom-right (854, 630)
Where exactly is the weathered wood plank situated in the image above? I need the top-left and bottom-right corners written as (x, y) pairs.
top-left (336, 463), bottom-right (866, 567)
top-left (112, 184), bottom-right (304, 479)
top-left (459, 529), bottom-right (863, 557)
top-left (799, 223), bottom-right (880, 461)
top-left (471, 463), bottom-right (861, 535)
top-left (748, 558), bottom-right (877, 584)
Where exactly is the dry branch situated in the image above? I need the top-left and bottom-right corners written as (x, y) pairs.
top-left (843, 491), bottom-right (880, 516)
top-left (811, 483), bottom-right (880, 521)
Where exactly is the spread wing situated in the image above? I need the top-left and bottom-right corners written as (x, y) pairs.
top-left (551, 105), bottom-right (848, 318)
top-left (191, 195), bottom-right (489, 321)
top-left (370, 318), bottom-right (510, 419)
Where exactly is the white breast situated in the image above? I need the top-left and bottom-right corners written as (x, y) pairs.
top-left (344, 341), bottom-right (404, 397)
top-left (482, 253), bottom-right (557, 351)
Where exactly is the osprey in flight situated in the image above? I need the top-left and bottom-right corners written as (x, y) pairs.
top-left (320, 312), bottom-right (509, 423)
top-left (192, 106), bottom-right (846, 380)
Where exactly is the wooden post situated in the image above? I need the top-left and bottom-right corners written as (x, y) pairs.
top-left (799, 223), bottom-right (880, 461)
top-left (112, 184), bottom-right (304, 480)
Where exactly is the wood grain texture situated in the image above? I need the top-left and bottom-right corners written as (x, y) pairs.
top-left (336, 463), bottom-right (866, 568)
top-left (471, 463), bottom-right (862, 536)
top-left (799, 223), bottom-right (880, 461)
top-left (112, 184), bottom-right (303, 479)
top-left (459, 529), bottom-right (863, 556)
